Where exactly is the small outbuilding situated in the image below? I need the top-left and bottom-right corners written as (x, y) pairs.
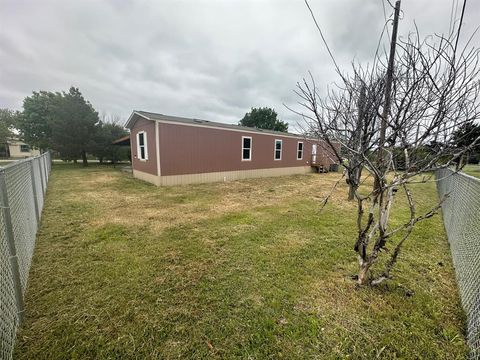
top-left (125, 111), bottom-right (338, 186)
top-left (0, 139), bottom-right (40, 159)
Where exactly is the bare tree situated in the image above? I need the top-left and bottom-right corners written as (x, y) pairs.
top-left (293, 0), bottom-right (480, 285)
top-left (296, 70), bottom-right (385, 200)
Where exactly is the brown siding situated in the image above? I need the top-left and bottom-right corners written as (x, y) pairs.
top-left (130, 118), bottom-right (157, 176)
top-left (158, 123), bottom-right (329, 176)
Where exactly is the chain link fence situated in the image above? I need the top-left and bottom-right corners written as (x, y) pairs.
top-left (0, 152), bottom-right (51, 360)
top-left (436, 168), bottom-right (480, 359)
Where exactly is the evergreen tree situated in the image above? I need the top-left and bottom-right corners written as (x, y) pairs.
top-left (50, 87), bottom-right (99, 166)
top-left (239, 107), bottom-right (289, 132)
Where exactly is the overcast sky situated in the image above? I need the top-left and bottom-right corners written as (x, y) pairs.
top-left (1, 0), bottom-right (479, 130)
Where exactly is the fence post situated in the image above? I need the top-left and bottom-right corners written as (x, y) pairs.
top-left (48, 151), bottom-right (52, 173)
top-left (44, 153), bottom-right (49, 185)
top-left (44, 153), bottom-right (49, 182)
top-left (29, 159), bottom-right (40, 224)
top-left (38, 155), bottom-right (45, 196)
top-left (0, 168), bottom-right (25, 323)
top-left (42, 155), bottom-right (47, 184)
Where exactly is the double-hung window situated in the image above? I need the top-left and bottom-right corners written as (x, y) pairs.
top-left (242, 136), bottom-right (252, 161)
top-left (297, 142), bottom-right (303, 160)
top-left (274, 139), bottom-right (282, 160)
top-left (137, 131), bottom-right (148, 160)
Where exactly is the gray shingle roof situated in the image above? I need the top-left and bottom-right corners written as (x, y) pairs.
top-left (127, 110), bottom-right (305, 138)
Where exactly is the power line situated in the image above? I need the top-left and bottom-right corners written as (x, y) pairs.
top-left (381, 0), bottom-right (392, 40)
top-left (304, 0), bottom-right (342, 78)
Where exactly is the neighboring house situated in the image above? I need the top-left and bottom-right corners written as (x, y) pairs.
top-left (125, 110), bottom-right (339, 186)
top-left (0, 139), bottom-right (40, 158)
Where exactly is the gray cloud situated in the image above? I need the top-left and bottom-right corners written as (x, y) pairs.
top-left (1, 0), bottom-right (479, 131)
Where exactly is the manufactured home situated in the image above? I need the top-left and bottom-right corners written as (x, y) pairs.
top-left (125, 111), bottom-right (338, 186)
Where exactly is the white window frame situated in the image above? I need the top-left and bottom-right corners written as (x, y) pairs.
top-left (137, 131), bottom-right (148, 161)
top-left (274, 139), bottom-right (282, 160)
top-left (297, 141), bottom-right (304, 160)
top-left (242, 136), bottom-right (252, 161)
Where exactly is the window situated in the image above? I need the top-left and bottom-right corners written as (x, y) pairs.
top-left (137, 131), bottom-right (148, 160)
top-left (297, 142), bottom-right (303, 160)
top-left (274, 139), bottom-right (282, 160)
top-left (20, 144), bottom-right (30, 153)
top-left (242, 136), bottom-right (252, 161)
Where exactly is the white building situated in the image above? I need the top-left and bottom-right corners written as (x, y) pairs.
top-left (3, 139), bottom-right (40, 158)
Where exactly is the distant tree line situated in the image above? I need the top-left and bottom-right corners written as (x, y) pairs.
top-left (0, 87), bottom-right (129, 166)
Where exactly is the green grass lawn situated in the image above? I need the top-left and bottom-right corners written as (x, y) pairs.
top-left (15, 164), bottom-right (467, 359)
top-left (463, 164), bottom-right (480, 178)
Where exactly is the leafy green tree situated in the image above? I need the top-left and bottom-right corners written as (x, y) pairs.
top-left (452, 120), bottom-right (480, 167)
top-left (91, 121), bottom-right (129, 164)
top-left (19, 87), bottom-right (127, 166)
top-left (0, 109), bottom-right (20, 157)
top-left (19, 91), bottom-right (57, 151)
top-left (50, 87), bottom-right (99, 166)
top-left (239, 107), bottom-right (289, 132)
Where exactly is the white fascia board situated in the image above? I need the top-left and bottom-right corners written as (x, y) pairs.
top-left (125, 111), bottom-right (151, 129)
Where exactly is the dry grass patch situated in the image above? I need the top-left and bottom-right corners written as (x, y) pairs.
top-left (14, 163), bottom-right (467, 359)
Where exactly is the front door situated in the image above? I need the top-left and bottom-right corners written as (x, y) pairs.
top-left (312, 144), bottom-right (317, 164)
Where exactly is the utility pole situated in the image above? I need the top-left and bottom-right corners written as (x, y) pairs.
top-left (377, 0), bottom-right (401, 189)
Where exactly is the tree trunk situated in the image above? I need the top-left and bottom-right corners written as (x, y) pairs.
top-left (358, 260), bottom-right (371, 286)
top-left (99, 157), bottom-right (103, 165)
top-left (348, 184), bottom-right (356, 201)
top-left (81, 150), bottom-right (88, 167)
top-left (347, 167), bottom-right (361, 201)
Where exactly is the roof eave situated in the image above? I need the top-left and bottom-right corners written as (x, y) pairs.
top-left (124, 111), bottom-right (151, 129)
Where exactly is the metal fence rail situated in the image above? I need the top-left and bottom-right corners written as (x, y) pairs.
top-left (436, 168), bottom-right (480, 359)
top-left (0, 152), bottom-right (51, 360)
